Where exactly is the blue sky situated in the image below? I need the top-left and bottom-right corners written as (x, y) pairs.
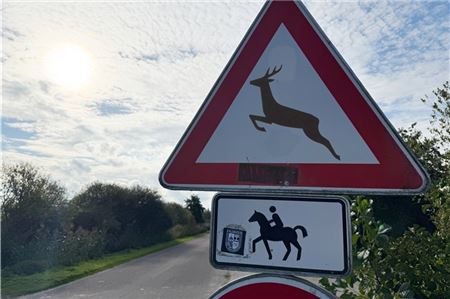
top-left (2, 0), bottom-right (449, 206)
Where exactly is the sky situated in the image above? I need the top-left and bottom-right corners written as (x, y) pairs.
top-left (2, 0), bottom-right (449, 208)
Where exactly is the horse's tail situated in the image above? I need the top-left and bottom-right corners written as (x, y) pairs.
top-left (294, 225), bottom-right (308, 238)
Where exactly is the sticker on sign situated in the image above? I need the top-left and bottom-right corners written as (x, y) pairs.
top-left (210, 193), bottom-right (351, 277)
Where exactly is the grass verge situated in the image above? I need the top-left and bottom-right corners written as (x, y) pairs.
top-left (1, 234), bottom-right (203, 298)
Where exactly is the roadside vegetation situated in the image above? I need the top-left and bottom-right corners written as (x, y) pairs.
top-left (1, 83), bottom-right (448, 298)
top-left (1, 168), bottom-right (209, 297)
top-left (319, 82), bottom-right (450, 298)
top-left (1, 235), bottom-right (200, 298)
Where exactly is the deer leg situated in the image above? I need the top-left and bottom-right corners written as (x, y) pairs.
top-left (249, 115), bottom-right (272, 132)
top-left (292, 240), bottom-right (302, 260)
top-left (304, 127), bottom-right (341, 160)
top-left (282, 241), bottom-right (291, 261)
top-left (262, 239), bottom-right (272, 259)
top-left (252, 236), bottom-right (262, 253)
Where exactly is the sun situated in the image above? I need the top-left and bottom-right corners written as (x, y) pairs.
top-left (45, 45), bottom-right (92, 90)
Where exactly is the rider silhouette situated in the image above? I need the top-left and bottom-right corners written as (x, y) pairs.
top-left (269, 206), bottom-right (283, 229)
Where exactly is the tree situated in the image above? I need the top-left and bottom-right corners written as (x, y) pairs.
top-left (70, 183), bottom-right (172, 251)
top-left (1, 163), bottom-right (67, 266)
top-left (185, 195), bottom-right (205, 224)
top-left (164, 202), bottom-right (195, 226)
top-left (203, 209), bottom-right (211, 224)
top-left (417, 81), bottom-right (450, 240)
top-left (69, 182), bottom-right (124, 248)
top-left (320, 82), bottom-right (450, 297)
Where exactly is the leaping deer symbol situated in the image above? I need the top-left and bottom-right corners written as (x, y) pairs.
top-left (249, 65), bottom-right (341, 160)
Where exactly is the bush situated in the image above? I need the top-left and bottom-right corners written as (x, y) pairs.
top-left (168, 224), bottom-right (209, 239)
top-left (1, 163), bottom-right (67, 267)
top-left (165, 202), bottom-right (195, 226)
top-left (56, 229), bottom-right (105, 266)
top-left (2, 168), bottom-right (207, 275)
top-left (7, 260), bottom-right (49, 275)
top-left (70, 183), bottom-right (172, 252)
top-left (320, 82), bottom-right (450, 298)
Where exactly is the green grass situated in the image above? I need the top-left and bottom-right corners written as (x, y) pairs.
top-left (1, 234), bottom-right (203, 298)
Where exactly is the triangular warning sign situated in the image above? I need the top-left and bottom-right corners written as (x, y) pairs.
top-left (159, 0), bottom-right (429, 195)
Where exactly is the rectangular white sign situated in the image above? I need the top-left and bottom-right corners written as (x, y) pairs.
top-left (210, 193), bottom-right (351, 277)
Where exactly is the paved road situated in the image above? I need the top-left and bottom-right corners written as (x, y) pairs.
top-left (21, 235), bottom-right (247, 299)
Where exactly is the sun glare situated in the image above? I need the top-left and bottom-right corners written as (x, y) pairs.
top-left (45, 45), bottom-right (92, 90)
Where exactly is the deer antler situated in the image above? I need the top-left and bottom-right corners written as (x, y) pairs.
top-left (266, 65), bottom-right (283, 78)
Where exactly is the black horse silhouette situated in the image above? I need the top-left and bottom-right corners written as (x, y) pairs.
top-left (248, 210), bottom-right (308, 261)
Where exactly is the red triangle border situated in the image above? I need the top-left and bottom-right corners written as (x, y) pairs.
top-left (160, 1), bottom-right (429, 195)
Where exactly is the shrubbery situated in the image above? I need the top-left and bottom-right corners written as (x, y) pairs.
top-left (70, 183), bottom-right (173, 251)
top-left (320, 82), bottom-right (450, 297)
top-left (1, 166), bottom-right (207, 276)
top-left (56, 229), bottom-right (105, 266)
top-left (4, 260), bottom-right (49, 276)
top-left (6, 83), bottom-right (446, 297)
top-left (168, 223), bottom-right (209, 239)
top-left (1, 164), bottom-right (67, 268)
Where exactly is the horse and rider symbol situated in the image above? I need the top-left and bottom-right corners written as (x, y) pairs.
top-left (248, 206), bottom-right (308, 261)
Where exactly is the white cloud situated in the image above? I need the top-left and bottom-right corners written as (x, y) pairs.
top-left (2, 1), bottom-right (449, 206)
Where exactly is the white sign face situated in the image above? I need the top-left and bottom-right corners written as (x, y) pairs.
top-left (210, 194), bottom-right (351, 277)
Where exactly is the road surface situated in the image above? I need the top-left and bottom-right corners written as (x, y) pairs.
top-left (21, 234), bottom-right (247, 299)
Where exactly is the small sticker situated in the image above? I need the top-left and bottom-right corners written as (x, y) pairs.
top-left (221, 226), bottom-right (246, 255)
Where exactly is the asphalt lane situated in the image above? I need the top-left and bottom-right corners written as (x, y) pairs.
top-left (21, 235), bottom-right (247, 299)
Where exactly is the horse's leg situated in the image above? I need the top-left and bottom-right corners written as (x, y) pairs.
top-left (262, 239), bottom-right (272, 260)
top-left (282, 241), bottom-right (291, 261)
top-left (252, 236), bottom-right (262, 253)
top-left (292, 240), bottom-right (302, 260)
